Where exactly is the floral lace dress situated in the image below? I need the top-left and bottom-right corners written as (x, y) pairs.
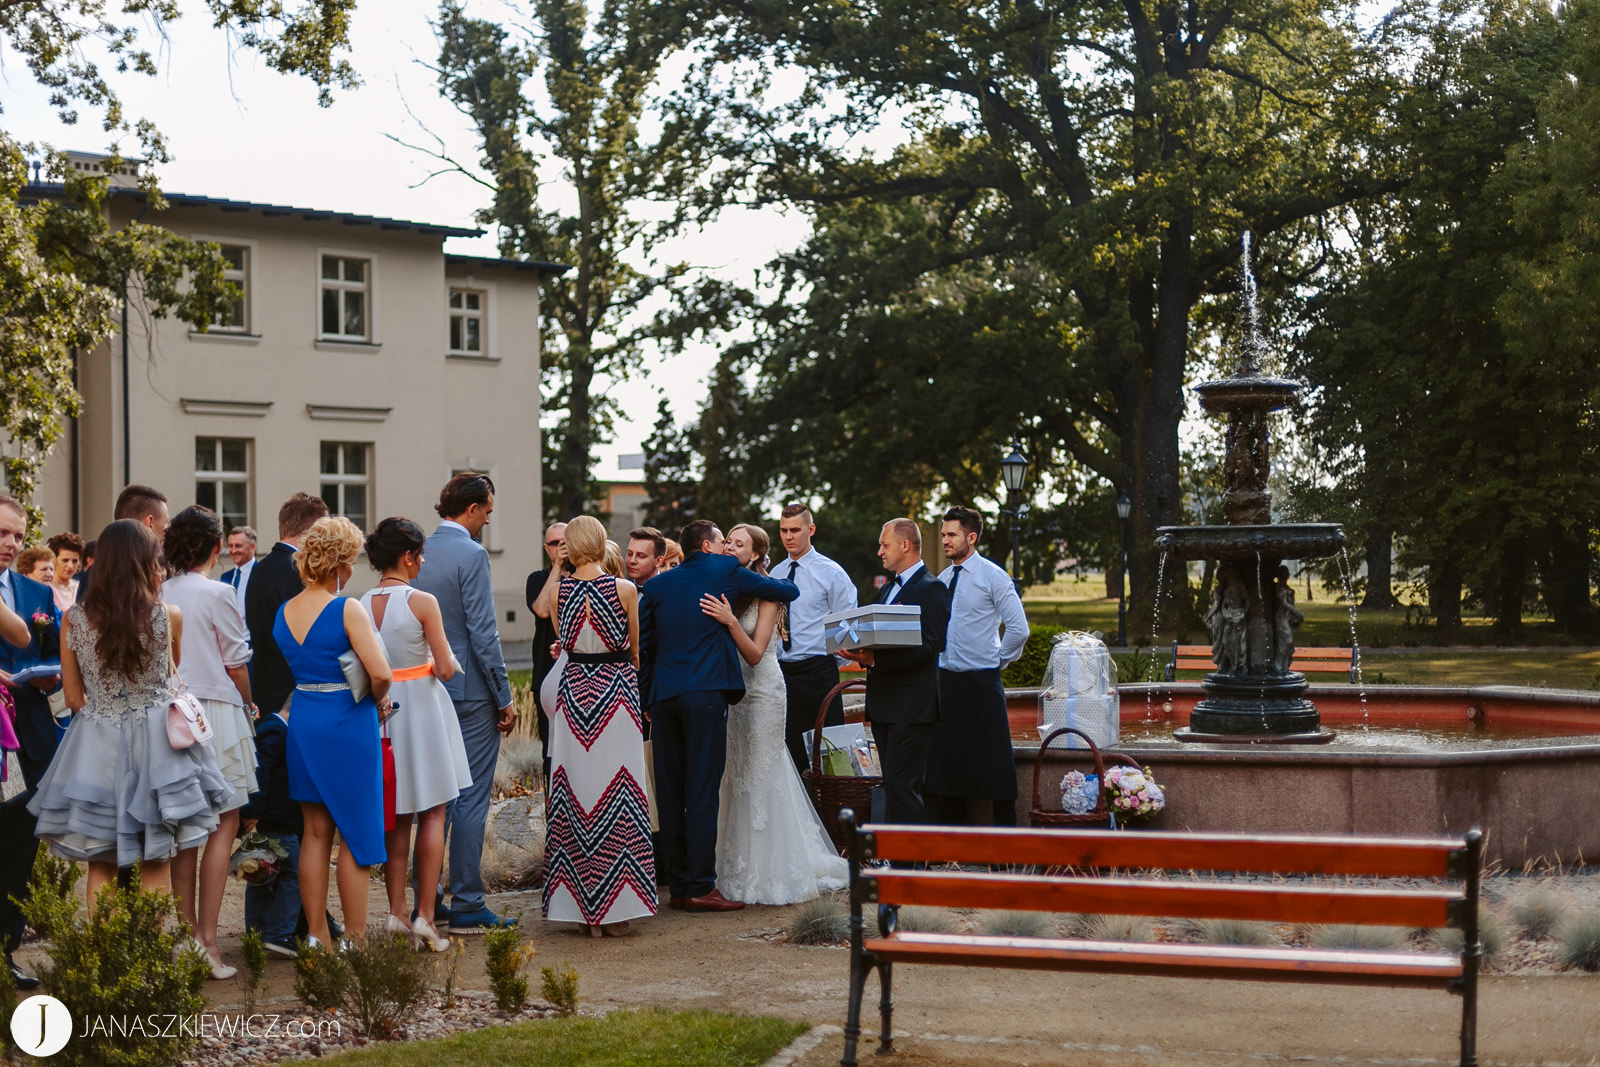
top-left (716, 604), bottom-right (846, 904)
top-left (29, 604), bottom-right (232, 865)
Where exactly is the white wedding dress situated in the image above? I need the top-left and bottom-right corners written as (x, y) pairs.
top-left (716, 605), bottom-right (847, 904)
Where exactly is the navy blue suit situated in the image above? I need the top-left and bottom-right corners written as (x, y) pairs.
top-left (864, 566), bottom-right (950, 828)
top-left (0, 571), bottom-right (63, 955)
top-left (638, 552), bottom-right (797, 898)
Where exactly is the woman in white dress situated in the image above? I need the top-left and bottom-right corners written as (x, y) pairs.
top-left (359, 518), bottom-right (470, 952)
top-left (162, 505), bottom-right (257, 980)
top-left (701, 523), bottom-right (846, 905)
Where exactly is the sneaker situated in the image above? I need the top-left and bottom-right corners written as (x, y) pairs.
top-left (447, 906), bottom-right (517, 934)
top-left (263, 939), bottom-right (298, 959)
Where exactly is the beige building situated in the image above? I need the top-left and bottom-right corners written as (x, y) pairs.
top-left (29, 154), bottom-right (564, 640)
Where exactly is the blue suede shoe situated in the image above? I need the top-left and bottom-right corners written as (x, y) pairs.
top-left (447, 905), bottom-right (517, 934)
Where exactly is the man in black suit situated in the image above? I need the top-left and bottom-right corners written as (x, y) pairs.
top-left (638, 519), bottom-right (798, 913)
top-left (244, 493), bottom-right (329, 716)
top-left (838, 518), bottom-right (951, 827)
top-left (524, 521), bottom-right (568, 787)
top-left (0, 495), bottom-right (62, 988)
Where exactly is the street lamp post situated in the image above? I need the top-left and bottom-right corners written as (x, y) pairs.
top-left (1115, 492), bottom-right (1132, 648)
top-left (999, 441), bottom-right (1029, 594)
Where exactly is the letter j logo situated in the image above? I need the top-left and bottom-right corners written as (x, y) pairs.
top-left (10, 994), bottom-right (71, 1056)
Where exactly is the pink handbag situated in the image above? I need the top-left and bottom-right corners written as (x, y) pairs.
top-left (163, 612), bottom-right (213, 750)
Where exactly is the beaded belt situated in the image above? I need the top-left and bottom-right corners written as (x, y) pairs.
top-left (295, 682), bottom-right (351, 693)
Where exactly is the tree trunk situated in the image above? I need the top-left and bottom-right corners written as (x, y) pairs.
top-left (1543, 522), bottom-right (1597, 637)
top-left (1104, 555), bottom-right (1122, 600)
top-left (560, 349), bottom-right (595, 520)
top-left (1430, 558), bottom-right (1462, 644)
top-left (1360, 523), bottom-right (1400, 609)
top-left (1494, 538), bottom-right (1527, 640)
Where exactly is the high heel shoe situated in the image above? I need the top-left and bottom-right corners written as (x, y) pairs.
top-left (384, 914), bottom-right (413, 943)
top-left (412, 916), bottom-right (450, 953)
top-left (186, 936), bottom-right (237, 980)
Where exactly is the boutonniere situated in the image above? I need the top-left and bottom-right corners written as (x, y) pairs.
top-left (30, 611), bottom-right (52, 635)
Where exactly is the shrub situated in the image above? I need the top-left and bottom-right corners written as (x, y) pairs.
top-left (540, 960), bottom-right (580, 1017)
top-left (1305, 924), bottom-right (1408, 951)
top-left (0, 952), bottom-right (14, 1056)
top-left (785, 896), bottom-right (850, 945)
top-left (19, 854), bottom-right (207, 1067)
top-left (438, 937), bottom-right (467, 1009)
top-left (1555, 911), bottom-right (1600, 972)
top-left (1081, 914), bottom-right (1155, 943)
top-left (1002, 626), bottom-right (1065, 688)
top-left (486, 922), bottom-right (535, 1012)
top-left (1511, 886), bottom-right (1570, 940)
top-left (342, 929), bottom-right (431, 1039)
top-left (894, 906), bottom-right (958, 934)
top-left (294, 939), bottom-right (351, 1013)
top-left (240, 929), bottom-right (267, 1015)
top-left (1179, 918), bottom-right (1279, 946)
top-left (980, 910), bottom-right (1052, 938)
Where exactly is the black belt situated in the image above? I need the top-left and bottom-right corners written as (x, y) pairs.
top-left (567, 649), bottom-right (631, 665)
top-left (781, 654), bottom-right (835, 668)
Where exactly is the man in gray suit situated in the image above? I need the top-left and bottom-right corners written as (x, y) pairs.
top-left (413, 472), bottom-right (518, 932)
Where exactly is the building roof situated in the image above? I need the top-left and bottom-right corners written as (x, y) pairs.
top-left (447, 254), bottom-right (569, 276)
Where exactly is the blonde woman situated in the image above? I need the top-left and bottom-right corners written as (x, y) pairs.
top-left (542, 515), bottom-right (655, 935)
top-left (273, 517), bottom-right (393, 949)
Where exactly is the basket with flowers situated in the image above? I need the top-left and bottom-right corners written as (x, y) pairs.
top-left (229, 829), bottom-right (290, 886)
top-left (1103, 764), bottom-right (1166, 826)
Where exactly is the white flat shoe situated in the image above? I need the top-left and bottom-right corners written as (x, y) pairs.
top-left (412, 916), bottom-right (449, 953)
top-left (186, 936), bottom-right (237, 981)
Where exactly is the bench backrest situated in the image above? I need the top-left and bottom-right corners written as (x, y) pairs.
top-left (846, 818), bottom-right (1481, 932)
top-left (1166, 642), bottom-right (1360, 681)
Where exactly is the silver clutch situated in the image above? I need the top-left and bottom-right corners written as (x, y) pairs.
top-left (337, 647), bottom-right (371, 704)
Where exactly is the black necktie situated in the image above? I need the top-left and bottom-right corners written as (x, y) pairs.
top-left (885, 575), bottom-right (902, 602)
top-left (948, 564), bottom-right (963, 602)
top-left (782, 559), bottom-right (799, 651)
top-left (229, 569), bottom-right (241, 589)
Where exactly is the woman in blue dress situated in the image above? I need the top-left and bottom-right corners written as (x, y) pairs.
top-left (273, 517), bottom-right (393, 948)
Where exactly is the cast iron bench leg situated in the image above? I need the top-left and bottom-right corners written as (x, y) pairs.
top-left (842, 956), bottom-right (869, 1065)
top-left (876, 959), bottom-right (895, 1055)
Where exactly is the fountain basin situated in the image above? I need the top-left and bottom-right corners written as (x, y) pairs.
top-left (1009, 683), bottom-right (1600, 867)
top-left (1155, 523), bottom-right (1347, 561)
top-left (1195, 374), bottom-right (1302, 413)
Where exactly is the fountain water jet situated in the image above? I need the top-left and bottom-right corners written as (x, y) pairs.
top-left (1157, 234), bottom-right (1344, 742)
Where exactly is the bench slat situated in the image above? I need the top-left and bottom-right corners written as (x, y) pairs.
top-left (864, 933), bottom-right (1464, 987)
top-left (872, 870), bottom-right (1458, 927)
top-left (863, 826), bottom-right (1464, 877)
top-left (1172, 659), bottom-right (1351, 673)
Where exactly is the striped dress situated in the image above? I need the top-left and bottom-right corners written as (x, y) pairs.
top-left (542, 574), bottom-right (657, 926)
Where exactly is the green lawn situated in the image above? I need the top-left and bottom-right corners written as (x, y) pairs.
top-left (323, 1008), bottom-right (806, 1066)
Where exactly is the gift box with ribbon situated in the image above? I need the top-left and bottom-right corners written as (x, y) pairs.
top-left (822, 604), bottom-right (923, 653)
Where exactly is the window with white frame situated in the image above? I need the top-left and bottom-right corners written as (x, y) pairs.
top-left (214, 245), bottom-right (249, 331)
top-left (448, 288), bottom-right (485, 355)
top-left (195, 438), bottom-right (251, 531)
top-left (320, 442), bottom-right (370, 531)
top-left (320, 255), bottom-right (370, 341)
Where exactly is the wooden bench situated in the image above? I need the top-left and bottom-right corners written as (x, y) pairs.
top-left (1166, 641), bottom-right (1360, 681)
top-left (840, 813), bottom-right (1482, 1066)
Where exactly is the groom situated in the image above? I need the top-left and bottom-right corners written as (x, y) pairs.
top-left (639, 519), bottom-right (798, 912)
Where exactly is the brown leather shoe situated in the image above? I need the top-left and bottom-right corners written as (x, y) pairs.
top-left (685, 889), bottom-right (744, 913)
top-left (667, 896), bottom-right (687, 910)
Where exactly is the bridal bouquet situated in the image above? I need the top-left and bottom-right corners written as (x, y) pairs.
top-left (1104, 765), bottom-right (1166, 823)
top-left (230, 830), bottom-right (290, 886)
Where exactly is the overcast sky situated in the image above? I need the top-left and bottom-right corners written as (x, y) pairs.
top-left (3, 1), bottom-right (808, 479)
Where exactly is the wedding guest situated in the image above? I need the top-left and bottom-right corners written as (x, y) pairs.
top-left (221, 526), bottom-right (258, 623)
top-left (246, 493), bottom-right (330, 718)
top-left (701, 523), bottom-right (845, 903)
top-left (47, 532), bottom-right (84, 615)
top-left (360, 518), bottom-right (469, 953)
top-left (275, 517), bottom-right (393, 949)
top-left (163, 505), bottom-right (257, 979)
top-left (542, 516), bottom-right (655, 936)
top-left (412, 472), bottom-right (517, 934)
top-left (775, 504), bottom-right (857, 772)
top-left (625, 528), bottom-right (665, 584)
top-left (238, 705), bottom-right (302, 957)
top-left (603, 539), bottom-right (625, 579)
top-left (925, 507), bottom-right (1028, 829)
top-left (662, 539), bottom-right (683, 570)
top-left (75, 485), bottom-right (168, 602)
top-left (29, 520), bottom-right (232, 903)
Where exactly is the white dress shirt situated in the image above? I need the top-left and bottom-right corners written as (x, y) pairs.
top-left (882, 560), bottom-right (924, 604)
top-left (225, 557), bottom-right (256, 622)
top-left (938, 552), bottom-right (1029, 671)
top-left (775, 546), bottom-right (857, 661)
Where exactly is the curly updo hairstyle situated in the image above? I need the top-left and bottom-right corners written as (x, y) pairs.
top-left (295, 516), bottom-right (364, 586)
top-left (163, 505), bottom-right (225, 573)
top-left (365, 517), bottom-right (426, 571)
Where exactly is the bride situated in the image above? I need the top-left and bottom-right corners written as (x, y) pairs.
top-left (700, 523), bottom-right (846, 905)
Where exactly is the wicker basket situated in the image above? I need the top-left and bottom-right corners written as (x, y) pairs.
top-left (1029, 725), bottom-right (1143, 828)
top-left (801, 679), bottom-right (877, 854)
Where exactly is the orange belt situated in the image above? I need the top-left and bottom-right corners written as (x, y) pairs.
top-left (392, 661), bottom-right (435, 682)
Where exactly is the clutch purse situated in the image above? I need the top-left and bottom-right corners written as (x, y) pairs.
top-left (338, 647), bottom-right (371, 704)
top-left (167, 685), bottom-right (213, 750)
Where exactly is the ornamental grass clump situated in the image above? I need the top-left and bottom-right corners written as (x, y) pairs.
top-left (1179, 917), bottom-right (1279, 946)
top-left (1511, 886), bottom-right (1570, 940)
top-left (1081, 914), bottom-right (1155, 943)
top-left (19, 852), bottom-right (207, 1067)
top-left (980, 910), bottom-right (1052, 938)
top-left (1305, 924), bottom-right (1408, 951)
top-left (342, 929), bottom-right (431, 1039)
top-left (894, 906), bottom-right (958, 934)
top-left (786, 895), bottom-right (850, 945)
top-left (1431, 904), bottom-right (1506, 969)
top-left (1555, 911), bottom-right (1600, 972)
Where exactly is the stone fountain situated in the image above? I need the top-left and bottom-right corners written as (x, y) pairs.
top-left (1157, 236), bottom-right (1345, 742)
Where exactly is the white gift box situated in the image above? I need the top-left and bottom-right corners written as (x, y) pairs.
top-left (822, 604), bottom-right (923, 653)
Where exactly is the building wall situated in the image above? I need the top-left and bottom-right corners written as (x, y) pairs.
top-left (35, 198), bottom-right (548, 640)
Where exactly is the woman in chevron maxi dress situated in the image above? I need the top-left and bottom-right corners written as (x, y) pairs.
top-left (541, 515), bottom-right (656, 936)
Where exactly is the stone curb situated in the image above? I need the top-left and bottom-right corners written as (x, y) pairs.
top-left (762, 1023), bottom-right (841, 1067)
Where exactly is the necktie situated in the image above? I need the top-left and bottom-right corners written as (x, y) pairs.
top-left (782, 559), bottom-right (799, 651)
top-left (885, 575), bottom-right (902, 603)
top-left (0, 574), bottom-right (12, 612)
top-left (229, 569), bottom-right (241, 589)
top-left (948, 564), bottom-right (963, 602)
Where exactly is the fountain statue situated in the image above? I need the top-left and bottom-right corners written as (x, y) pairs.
top-left (1157, 234), bottom-right (1345, 742)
